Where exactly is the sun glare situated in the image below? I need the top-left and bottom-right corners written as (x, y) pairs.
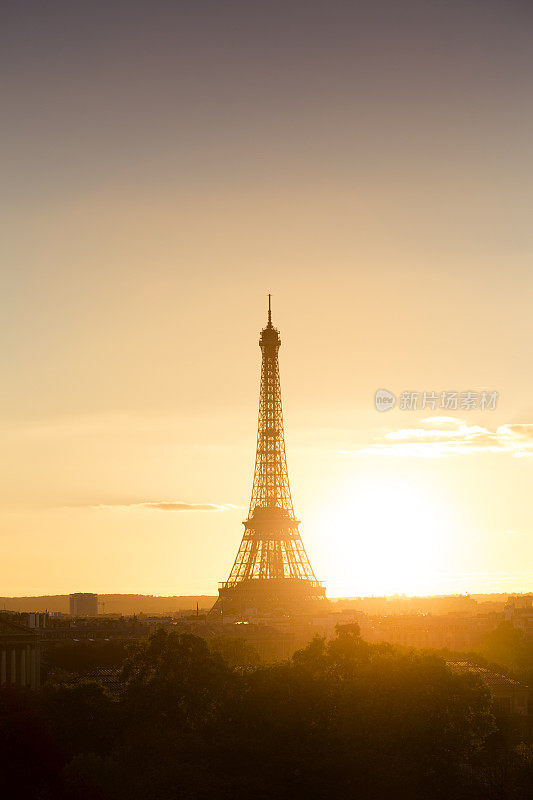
top-left (310, 476), bottom-right (453, 597)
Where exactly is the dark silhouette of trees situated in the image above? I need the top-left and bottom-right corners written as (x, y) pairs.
top-left (1, 627), bottom-right (531, 799)
top-left (234, 626), bottom-right (494, 799)
top-left (480, 622), bottom-right (533, 674)
top-left (208, 634), bottom-right (261, 666)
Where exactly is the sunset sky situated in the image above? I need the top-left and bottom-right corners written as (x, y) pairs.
top-left (2, 0), bottom-right (532, 597)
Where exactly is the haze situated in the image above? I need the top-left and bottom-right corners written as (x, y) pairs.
top-left (2, 0), bottom-right (532, 596)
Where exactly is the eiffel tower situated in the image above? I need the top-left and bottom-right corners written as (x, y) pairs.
top-left (210, 297), bottom-right (327, 617)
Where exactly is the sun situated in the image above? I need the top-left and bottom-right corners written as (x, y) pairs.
top-left (309, 475), bottom-right (453, 597)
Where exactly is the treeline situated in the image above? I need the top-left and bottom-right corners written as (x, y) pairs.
top-left (1, 625), bottom-right (533, 799)
top-left (433, 621), bottom-right (533, 711)
top-left (480, 621), bottom-right (533, 680)
top-left (0, 595), bottom-right (217, 614)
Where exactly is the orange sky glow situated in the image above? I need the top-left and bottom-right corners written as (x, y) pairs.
top-left (2, 1), bottom-right (532, 597)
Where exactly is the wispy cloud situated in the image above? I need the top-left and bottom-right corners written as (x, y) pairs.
top-left (137, 501), bottom-right (237, 512)
top-left (67, 501), bottom-right (239, 512)
top-left (341, 419), bottom-right (533, 459)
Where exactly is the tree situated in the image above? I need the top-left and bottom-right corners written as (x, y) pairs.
top-left (209, 635), bottom-right (261, 667)
top-left (480, 622), bottom-right (533, 673)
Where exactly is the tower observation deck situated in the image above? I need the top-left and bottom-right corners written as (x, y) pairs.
top-left (210, 297), bottom-right (327, 617)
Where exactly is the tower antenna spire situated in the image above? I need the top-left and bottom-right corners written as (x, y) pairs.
top-left (268, 293), bottom-right (272, 325)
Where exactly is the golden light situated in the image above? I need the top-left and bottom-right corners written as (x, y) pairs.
top-left (309, 474), bottom-right (454, 597)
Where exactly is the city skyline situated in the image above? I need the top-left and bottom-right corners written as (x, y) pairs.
top-left (2, 0), bottom-right (532, 597)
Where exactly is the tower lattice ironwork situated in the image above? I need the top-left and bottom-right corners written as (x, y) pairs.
top-left (210, 297), bottom-right (326, 617)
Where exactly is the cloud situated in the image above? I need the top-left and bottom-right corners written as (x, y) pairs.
top-left (68, 500), bottom-right (239, 512)
top-left (342, 419), bottom-right (533, 459)
top-left (139, 502), bottom-right (237, 512)
top-left (421, 416), bottom-right (464, 425)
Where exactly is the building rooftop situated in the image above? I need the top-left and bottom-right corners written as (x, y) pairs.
top-left (447, 661), bottom-right (528, 689)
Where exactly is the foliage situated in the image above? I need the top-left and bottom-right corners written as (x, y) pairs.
top-left (208, 635), bottom-right (261, 666)
top-left (480, 622), bottom-right (533, 674)
top-left (1, 627), bottom-right (530, 799)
